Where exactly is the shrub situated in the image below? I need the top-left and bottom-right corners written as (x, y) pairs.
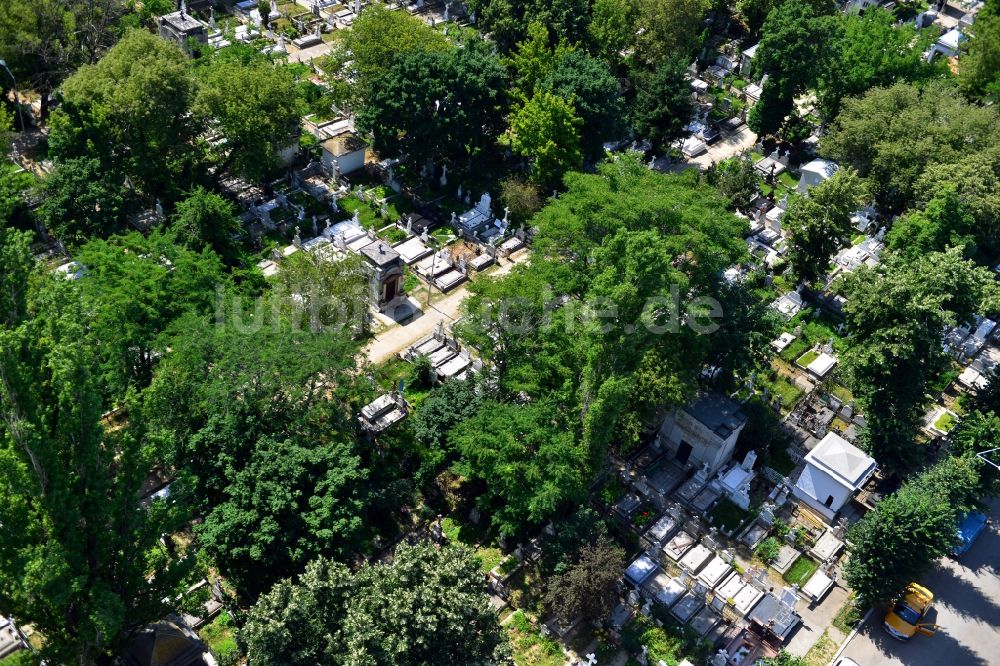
top-left (756, 537), bottom-right (781, 563)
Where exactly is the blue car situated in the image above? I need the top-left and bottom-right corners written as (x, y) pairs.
top-left (952, 511), bottom-right (988, 557)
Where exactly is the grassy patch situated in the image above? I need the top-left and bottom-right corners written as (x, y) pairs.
top-left (509, 612), bottom-right (564, 666)
top-left (199, 611), bottom-right (239, 661)
top-left (338, 195), bottom-right (381, 229)
top-left (778, 171), bottom-right (798, 190)
top-left (0, 652), bottom-right (35, 666)
top-left (497, 555), bottom-right (520, 576)
top-left (933, 411), bottom-right (958, 432)
top-left (477, 546), bottom-right (504, 573)
top-left (380, 225), bottom-right (408, 244)
top-left (783, 556), bottom-right (819, 587)
top-left (796, 349), bottom-right (820, 368)
top-left (804, 631), bottom-right (839, 666)
top-left (441, 516), bottom-right (501, 573)
top-left (832, 593), bottom-right (864, 634)
top-left (851, 233), bottom-right (867, 245)
top-left (759, 372), bottom-right (805, 413)
top-left (780, 337), bottom-right (811, 363)
top-left (710, 498), bottom-right (752, 532)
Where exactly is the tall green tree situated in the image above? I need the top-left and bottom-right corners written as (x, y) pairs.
top-left (169, 187), bottom-right (242, 262)
top-left (509, 91), bottom-right (583, 189)
top-left (146, 303), bottom-right (369, 597)
top-left (243, 544), bottom-right (511, 665)
top-left (358, 44), bottom-right (509, 169)
top-left (0, 276), bottom-right (195, 665)
top-left (273, 248), bottom-right (372, 336)
top-left (629, 56), bottom-right (694, 154)
top-left (49, 30), bottom-right (196, 198)
top-left (785, 167), bottom-right (866, 284)
top-left (0, 222), bottom-right (32, 326)
top-left (949, 411), bottom-right (1000, 497)
top-left (959, 9), bottom-right (1000, 104)
top-left (541, 50), bottom-right (624, 159)
top-left (885, 185), bottom-right (974, 260)
top-left (708, 154), bottom-right (759, 212)
top-left (466, 0), bottom-right (593, 54)
top-left (545, 535), bottom-right (624, 625)
top-left (75, 231), bottom-right (225, 402)
top-left (325, 4), bottom-right (450, 106)
top-left (588, 0), bottom-right (636, 65)
top-left (633, 0), bottom-right (710, 64)
top-left (37, 156), bottom-right (126, 245)
top-left (748, 0), bottom-right (836, 136)
top-left (821, 82), bottom-right (1000, 213)
top-left (844, 456), bottom-right (981, 606)
top-left (914, 146), bottom-right (1000, 257)
top-left (842, 248), bottom-right (998, 472)
top-left (818, 9), bottom-right (936, 120)
top-left (450, 401), bottom-right (591, 537)
top-left (194, 59), bottom-right (304, 183)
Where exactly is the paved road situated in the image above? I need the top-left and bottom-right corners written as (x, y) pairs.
top-left (839, 495), bottom-right (1000, 666)
top-left (364, 249), bottom-right (529, 364)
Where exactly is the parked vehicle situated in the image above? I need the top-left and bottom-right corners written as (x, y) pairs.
top-left (952, 510), bottom-right (988, 557)
top-left (883, 583), bottom-right (936, 640)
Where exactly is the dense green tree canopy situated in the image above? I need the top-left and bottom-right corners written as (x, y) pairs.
top-left (169, 187), bottom-right (243, 262)
top-left (509, 91), bottom-right (583, 189)
top-left (0, 274), bottom-right (195, 664)
top-left (75, 231), bottom-right (225, 402)
top-left (0, 0), bottom-right (128, 119)
top-left (37, 156), bottom-right (125, 244)
top-left (466, 0), bottom-right (592, 53)
top-left (50, 30), bottom-right (196, 197)
top-left (327, 4), bottom-right (451, 105)
top-left (194, 59), bottom-right (304, 183)
top-left (844, 456), bottom-right (982, 606)
top-left (451, 400), bottom-right (590, 536)
top-left (843, 248), bottom-right (998, 472)
top-left (785, 167), bottom-right (866, 284)
top-left (243, 544), bottom-right (511, 665)
top-left (817, 9), bottom-right (938, 120)
top-left (358, 44), bottom-right (510, 168)
top-left (633, 0), bottom-right (710, 64)
top-left (540, 50), bottom-right (623, 159)
top-left (630, 56), bottom-right (695, 154)
top-left (748, 0), bottom-right (836, 136)
top-left (545, 535), bottom-right (624, 625)
top-left (821, 82), bottom-right (1000, 213)
top-left (959, 8), bottom-right (1000, 104)
top-left (885, 185), bottom-right (974, 261)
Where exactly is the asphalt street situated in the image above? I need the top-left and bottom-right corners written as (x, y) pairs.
top-left (839, 495), bottom-right (1000, 666)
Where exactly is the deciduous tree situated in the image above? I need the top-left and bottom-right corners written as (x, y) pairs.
top-left (170, 187), bottom-right (242, 262)
top-left (0, 276), bottom-right (196, 665)
top-left (629, 56), bottom-right (694, 154)
top-left (358, 44), bottom-right (509, 169)
top-left (194, 59), bottom-right (304, 183)
top-left (509, 91), bottom-right (583, 189)
top-left (844, 456), bottom-right (981, 606)
top-left (785, 167), bottom-right (866, 284)
top-left (541, 50), bottom-right (624, 159)
top-left (842, 248), bottom-right (998, 472)
top-left (545, 535), bottom-right (624, 625)
top-left (243, 544), bottom-right (511, 665)
top-left (50, 30), bottom-right (196, 198)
